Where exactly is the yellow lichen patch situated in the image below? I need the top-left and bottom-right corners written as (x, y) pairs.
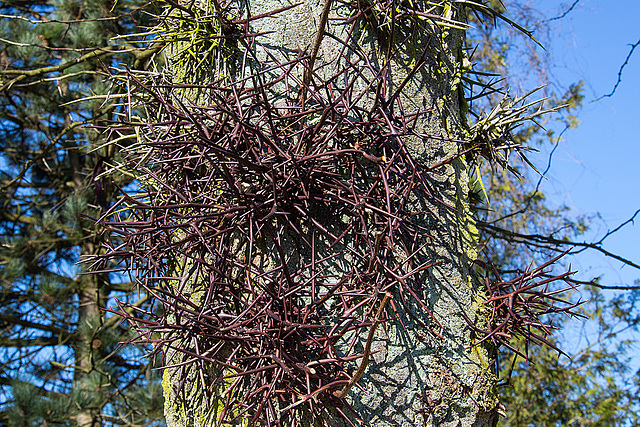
top-left (162, 0), bottom-right (240, 81)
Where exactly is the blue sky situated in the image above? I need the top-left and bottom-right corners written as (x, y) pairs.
top-left (529, 0), bottom-right (640, 288)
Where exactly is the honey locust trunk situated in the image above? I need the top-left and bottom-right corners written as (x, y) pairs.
top-left (123, 1), bottom-right (498, 426)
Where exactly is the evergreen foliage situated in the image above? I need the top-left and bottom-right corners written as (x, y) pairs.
top-left (0, 0), bottom-right (164, 424)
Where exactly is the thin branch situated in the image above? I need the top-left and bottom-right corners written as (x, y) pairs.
top-left (0, 3), bottom-right (155, 25)
top-left (594, 208), bottom-right (640, 245)
top-left (478, 220), bottom-right (640, 271)
top-left (583, 282), bottom-right (640, 291)
top-left (538, 0), bottom-right (581, 25)
top-left (0, 314), bottom-right (74, 342)
top-left (0, 336), bottom-right (61, 347)
top-left (300, 0), bottom-right (333, 105)
top-left (489, 125), bottom-right (569, 225)
top-left (333, 293), bottom-right (391, 399)
top-left (594, 37), bottom-right (640, 101)
top-left (0, 103), bottom-right (117, 194)
top-left (0, 47), bottom-right (118, 91)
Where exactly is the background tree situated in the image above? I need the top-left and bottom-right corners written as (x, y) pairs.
top-left (463, 1), bottom-right (640, 424)
top-left (0, 0), bottom-right (164, 425)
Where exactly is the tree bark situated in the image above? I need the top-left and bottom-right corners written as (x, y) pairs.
top-left (74, 282), bottom-right (100, 427)
top-left (160, 1), bottom-right (497, 426)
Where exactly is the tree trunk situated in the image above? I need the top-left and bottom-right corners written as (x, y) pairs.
top-left (74, 280), bottom-right (100, 427)
top-left (158, 1), bottom-right (497, 426)
top-left (71, 131), bottom-right (102, 427)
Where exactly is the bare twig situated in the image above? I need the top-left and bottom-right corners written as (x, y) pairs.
top-left (299, 0), bottom-right (333, 105)
top-left (333, 292), bottom-right (391, 399)
top-left (594, 37), bottom-right (640, 101)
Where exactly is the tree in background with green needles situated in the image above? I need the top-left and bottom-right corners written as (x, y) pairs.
top-left (0, 0), bottom-right (164, 425)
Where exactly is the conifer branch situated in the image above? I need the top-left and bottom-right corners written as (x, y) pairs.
top-left (0, 314), bottom-right (74, 342)
top-left (0, 47), bottom-right (118, 91)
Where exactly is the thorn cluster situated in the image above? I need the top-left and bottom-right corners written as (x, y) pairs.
top-left (93, 5), bottom-right (462, 423)
top-left (465, 251), bottom-right (584, 359)
top-left (89, 1), bottom-right (578, 424)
